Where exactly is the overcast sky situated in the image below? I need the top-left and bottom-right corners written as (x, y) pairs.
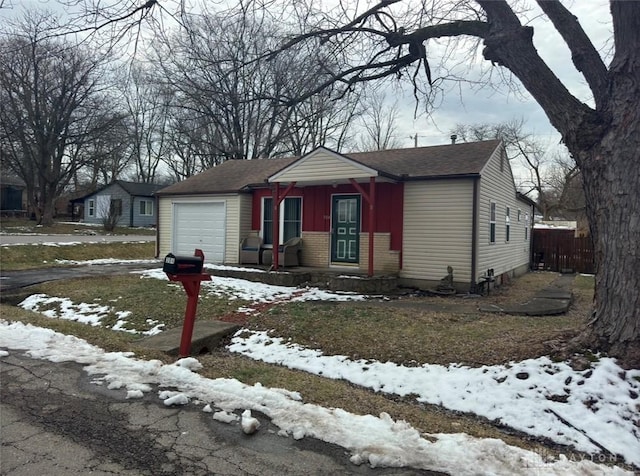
top-left (1, 0), bottom-right (612, 151)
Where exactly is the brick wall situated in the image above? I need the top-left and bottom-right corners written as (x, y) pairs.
top-left (359, 233), bottom-right (400, 273)
top-left (300, 232), bottom-right (329, 267)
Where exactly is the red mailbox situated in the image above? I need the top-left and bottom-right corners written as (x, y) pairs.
top-left (163, 249), bottom-right (211, 357)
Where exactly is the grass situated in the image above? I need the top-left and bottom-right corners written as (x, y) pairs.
top-left (0, 244), bottom-right (599, 461)
top-left (0, 242), bottom-right (156, 271)
top-left (0, 217), bottom-right (157, 235)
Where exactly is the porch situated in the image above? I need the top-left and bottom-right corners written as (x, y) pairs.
top-left (206, 264), bottom-right (399, 294)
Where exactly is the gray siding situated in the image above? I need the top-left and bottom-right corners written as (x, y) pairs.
top-left (83, 184), bottom-right (157, 227)
top-left (83, 183), bottom-right (130, 226)
top-left (401, 179), bottom-right (474, 284)
top-left (477, 148), bottom-right (532, 281)
top-left (131, 196), bottom-right (156, 227)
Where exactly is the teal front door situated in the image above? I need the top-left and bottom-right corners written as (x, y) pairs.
top-left (331, 195), bottom-right (360, 263)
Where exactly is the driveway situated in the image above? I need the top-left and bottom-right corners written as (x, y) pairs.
top-left (0, 234), bottom-right (154, 245)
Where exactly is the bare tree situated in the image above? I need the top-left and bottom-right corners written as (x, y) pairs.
top-left (153, 7), bottom-right (362, 163)
top-left (117, 65), bottom-right (169, 183)
top-left (357, 93), bottom-right (402, 151)
top-left (0, 13), bottom-right (113, 225)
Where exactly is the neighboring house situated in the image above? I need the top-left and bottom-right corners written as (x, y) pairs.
top-left (0, 174), bottom-right (27, 215)
top-left (79, 181), bottom-right (164, 227)
top-left (156, 140), bottom-right (535, 292)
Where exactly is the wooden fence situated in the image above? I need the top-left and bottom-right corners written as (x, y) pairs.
top-left (532, 228), bottom-right (595, 274)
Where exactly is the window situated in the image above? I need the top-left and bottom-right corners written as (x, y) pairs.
top-left (88, 199), bottom-right (95, 217)
top-left (489, 202), bottom-right (496, 244)
top-left (525, 213), bottom-right (529, 241)
top-left (517, 209), bottom-right (521, 221)
top-left (262, 196), bottom-right (302, 245)
top-left (505, 207), bottom-right (511, 242)
top-left (110, 199), bottom-right (122, 217)
top-left (139, 199), bottom-right (153, 216)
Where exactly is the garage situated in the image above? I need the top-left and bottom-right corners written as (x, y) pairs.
top-left (172, 202), bottom-right (226, 263)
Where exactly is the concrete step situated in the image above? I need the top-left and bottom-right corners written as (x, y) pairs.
top-left (137, 320), bottom-right (240, 356)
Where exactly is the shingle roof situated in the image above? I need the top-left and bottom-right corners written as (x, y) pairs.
top-left (156, 157), bottom-right (298, 195)
top-left (345, 140), bottom-right (500, 178)
top-left (116, 181), bottom-right (165, 196)
top-left (156, 140), bottom-right (501, 195)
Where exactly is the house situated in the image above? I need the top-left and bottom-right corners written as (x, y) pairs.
top-left (0, 173), bottom-right (27, 216)
top-left (155, 140), bottom-right (535, 292)
top-left (78, 180), bottom-right (164, 227)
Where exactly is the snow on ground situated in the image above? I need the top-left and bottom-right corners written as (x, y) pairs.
top-left (229, 330), bottom-right (640, 468)
top-left (3, 262), bottom-right (639, 474)
top-left (0, 321), bottom-right (632, 476)
top-left (19, 293), bottom-right (164, 336)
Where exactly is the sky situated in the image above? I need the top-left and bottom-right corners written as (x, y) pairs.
top-left (0, 0), bottom-right (611, 151)
top-left (2, 259), bottom-right (639, 475)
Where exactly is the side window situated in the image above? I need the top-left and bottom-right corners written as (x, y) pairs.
top-left (110, 199), bottom-right (122, 217)
top-left (525, 213), bottom-right (529, 241)
top-left (139, 200), bottom-right (153, 216)
top-left (262, 197), bottom-right (273, 245)
top-left (505, 207), bottom-right (510, 242)
top-left (489, 201), bottom-right (496, 244)
top-left (88, 199), bottom-right (95, 217)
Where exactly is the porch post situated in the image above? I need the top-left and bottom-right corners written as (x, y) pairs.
top-left (368, 177), bottom-right (375, 277)
top-left (273, 182), bottom-right (280, 270)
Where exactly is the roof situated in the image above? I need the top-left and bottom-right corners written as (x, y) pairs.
top-left (0, 173), bottom-right (26, 188)
top-left (156, 140), bottom-right (501, 196)
top-left (74, 180), bottom-right (165, 202)
top-left (116, 181), bottom-right (165, 197)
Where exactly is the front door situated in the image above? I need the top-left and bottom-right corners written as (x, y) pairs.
top-left (331, 195), bottom-right (360, 264)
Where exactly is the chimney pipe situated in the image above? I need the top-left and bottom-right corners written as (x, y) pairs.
top-left (450, 134), bottom-right (457, 144)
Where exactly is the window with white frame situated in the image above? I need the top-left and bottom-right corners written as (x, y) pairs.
top-left (262, 196), bottom-right (302, 245)
top-left (517, 209), bottom-right (521, 221)
top-left (505, 206), bottom-right (511, 242)
top-left (88, 199), bottom-right (95, 217)
top-left (139, 199), bottom-right (153, 216)
top-left (490, 201), bottom-right (496, 244)
top-left (525, 212), bottom-right (529, 241)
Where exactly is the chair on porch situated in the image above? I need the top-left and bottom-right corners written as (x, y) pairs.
top-left (278, 237), bottom-right (302, 267)
top-left (240, 236), bottom-right (263, 264)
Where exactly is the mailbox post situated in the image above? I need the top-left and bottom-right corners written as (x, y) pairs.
top-left (163, 248), bottom-right (211, 357)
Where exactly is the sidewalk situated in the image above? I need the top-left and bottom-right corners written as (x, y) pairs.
top-left (478, 274), bottom-right (574, 316)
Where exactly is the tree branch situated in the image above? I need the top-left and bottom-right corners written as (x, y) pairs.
top-left (535, 0), bottom-right (608, 109)
top-left (476, 0), bottom-right (602, 149)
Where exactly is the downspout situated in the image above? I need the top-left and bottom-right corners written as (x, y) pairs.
top-left (130, 196), bottom-right (134, 227)
top-left (470, 177), bottom-right (480, 293)
top-left (155, 195), bottom-right (160, 258)
top-left (368, 177), bottom-right (375, 277)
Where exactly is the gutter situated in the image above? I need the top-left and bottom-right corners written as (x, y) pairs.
top-left (470, 176), bottom-right (480, 293)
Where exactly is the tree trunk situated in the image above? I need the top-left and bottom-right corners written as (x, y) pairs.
top-left (574, 79), bottom-right (640, 368)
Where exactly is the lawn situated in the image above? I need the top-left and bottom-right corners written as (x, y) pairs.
top-left (0, 217), bottom-right (156, 236)
top-left (0, 241), bottom-right (600, 461)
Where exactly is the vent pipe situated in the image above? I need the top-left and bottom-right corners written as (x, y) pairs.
top-left (450, 134), bottom-right (457, 144)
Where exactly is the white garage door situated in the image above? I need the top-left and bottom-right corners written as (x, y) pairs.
top-left (173, 202), bottom-right (225, 263)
